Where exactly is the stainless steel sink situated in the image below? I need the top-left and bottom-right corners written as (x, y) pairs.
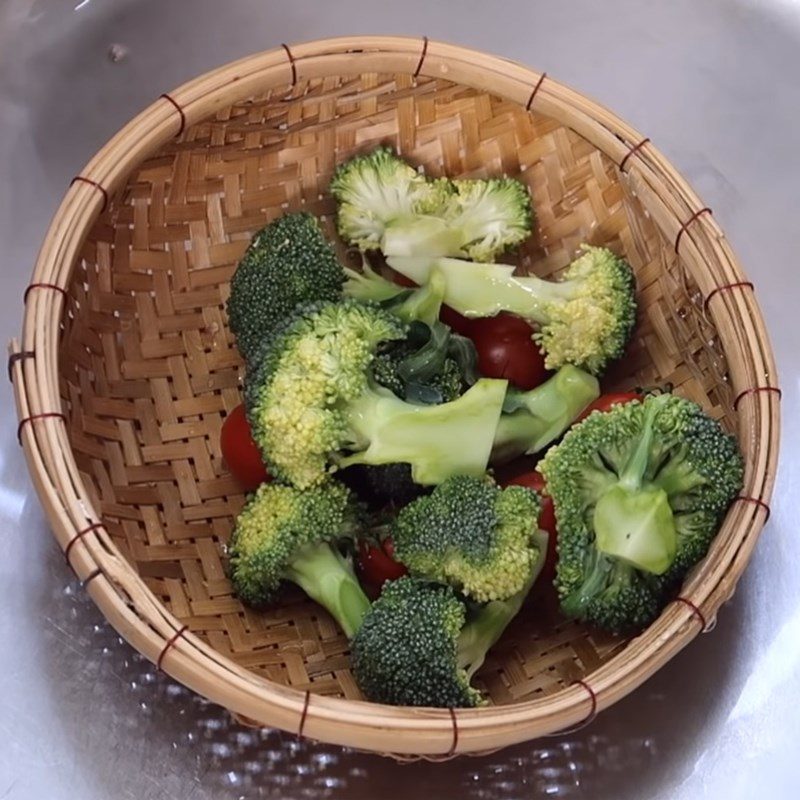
top-left (1, 1), bottom-right (798, 798)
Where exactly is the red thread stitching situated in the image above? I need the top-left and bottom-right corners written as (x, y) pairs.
top-left (160, 93), bottom-right (186, 136)
top-left (70, 176), bottom-right (109, 212)
top-left (81, 568), bottom-right (102, 589)
top-left (281, 43), bottom-right (297, 86)
top-left (673, 596), bottom-right (707, 630)
top-left (733, 385), bottom-right (781, 410)
top-left (17, 412), bottom-right (66, 445)
top-left (414, 36), bottom-right (429, 77)
top-left (619, 137), bottom-right (651, 172)
top-left (734, 495), bottom-right (771, 522)
top-left (526, 72), bottom-right (548, 111)
top-left (23, 283), bottom-right (68, 304)
top-left (156, 625), bottom-right (189, 671)
top-left (446, 708), bottom-right (459, 756)
top-left (674, 207), bottom-right (712, 253)
top-left (297, 690), bottom-right (311, 739)
top-left (65, 522), bottom-right (105, 567)
top-left (7, 350), bottom-right (34, 382)
top-left (703, 281), bottom-right (754, 313)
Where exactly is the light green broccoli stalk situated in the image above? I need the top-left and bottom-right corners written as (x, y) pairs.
top-left (387, 245), bottom-right (636, 375)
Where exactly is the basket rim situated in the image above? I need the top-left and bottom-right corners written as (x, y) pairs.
top-left (11, 35), bottom-right (780, 757)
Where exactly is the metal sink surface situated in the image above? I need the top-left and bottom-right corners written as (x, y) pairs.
top-left (0, 1), bottom-right (798, 798)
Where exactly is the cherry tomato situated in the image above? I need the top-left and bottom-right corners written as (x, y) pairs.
top-left (385, 266), bottom-right (418, 289)
top-left (469, 313), bottom-right (548, 390)
top-left (357, 537), bottom-right (408, 589)
top-left (577, 392), bottom-right (642, 422)
top-left (220, 404), bottom-right (271, 491)
top-left (504, 470), bottom-right (557, 583)
top-left (438, 304), bottom-right (474, 337)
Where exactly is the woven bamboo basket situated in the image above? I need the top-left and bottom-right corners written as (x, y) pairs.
top-left (10, 37), bottom-right (779, 758)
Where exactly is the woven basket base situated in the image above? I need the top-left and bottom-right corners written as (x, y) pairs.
top-left (60, 72), bottom-right (733, 705)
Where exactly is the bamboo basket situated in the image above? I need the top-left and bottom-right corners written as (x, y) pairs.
top-left (10, 37), bottom-right (779, 759)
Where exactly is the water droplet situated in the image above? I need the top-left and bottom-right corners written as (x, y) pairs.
top-left (108, 44), bottom-right (129, 63)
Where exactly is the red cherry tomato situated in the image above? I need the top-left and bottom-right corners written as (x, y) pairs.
top-left (357, 537), bottom-right (408, 589)
top-left (385, 266), bottom-right (418, 289)
top-left (438, 304), bottom-right (474, 337)
top-left (504, 470), bottom-right (557, 583)
top-left (577, 392), bottom-right (642, 422)
top-left (469, 314), bottom-right (548, 390)
top-left (220, 404), bottom-right (271, 491)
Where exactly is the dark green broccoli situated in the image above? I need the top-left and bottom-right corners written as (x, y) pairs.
top-left (339, 463), bottom-right (428, 509)
top-left (245, 299), bottom-right (508, 489)
top-left (387, 245), bottom-right (636, 375)
top-left (491, 365), bottom-right (600, 463)
top-left (371, 318), bottom-right (473, 405)
top-left (331, 147), bottom-right (533, 262)
top-left (351, 561), bottom-right (544, 708)
top-left (227, 213), bottom-right (345, 364)
top-left (227, 480), bottom-right (370, 638)
top-left (392, 475), bottom-right (542, 602)
top-left (538, 393), bottom-right (744, 634)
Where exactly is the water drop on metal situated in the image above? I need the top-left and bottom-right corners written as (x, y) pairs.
top-left (108, 44), bottom-right (129, 64)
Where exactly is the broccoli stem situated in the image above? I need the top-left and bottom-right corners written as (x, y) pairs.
top-left (343, 263), bottom-right (408, 303)
top-left (560, 548), bottom-right (620, 619)
top-left (491, 366), bottom-right (600, 462)
top-left (457, 530), bottom-right (547, 677)
top-left (387, 255), bottom-right (579, 324)
top-left (284, 541), bottom-right (371, 638)
top-left (381, 217), bottom-right (466, 259)
top-left (338, 378), bottom-right (508, 485)
top-left (391, 268), bottom-right (446, 327)
top-left (592, 397), bottom-right (678, 575)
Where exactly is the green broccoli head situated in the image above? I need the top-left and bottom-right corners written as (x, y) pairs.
top-left (371, 317), bottom-right (471, 405)
top-left (351, 577), bottom-right (480, 708)
top-left (352, 562), bottom-right (544, 708)
top-left (539, 393), bottom-right (744, 633)
top-left (392, 475), bottom-right (542, 602)
top-left (227, 480), bottom-right (370, 638)
top-left (330, 147), bottom-right (451, 252)
top-left (386, 245), bottom-right (637, 375)
top-left (227, 212), bottom-right (345, 364)
top-left (245, 299), bottom-right (508, 489)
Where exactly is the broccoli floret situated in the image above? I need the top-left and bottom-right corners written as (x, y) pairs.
top-left (392, 475), bottom-right (542, 602)
top-left (371, 316), bottom-right (472, 405)
top-left (331, 148), bottom-right (533, 262)
top-left (538, 393), bottom-right (744, 634)
top-left (351, 559), bottom-right (544, 708)
top-left (245, 299), bottom-right (508, 489)
top-left (381, 178), bottom-right (534, 262)
top-left (330, 147), bottom-right (452, 252)
top-left (227, 213), bottom-right (345, 364)
top-left (227, 481), bottom-right (370, 638)
top-left (387, 245), bottom-right (636, 375)
top-left (491, 365), bottom-right (600, 463)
